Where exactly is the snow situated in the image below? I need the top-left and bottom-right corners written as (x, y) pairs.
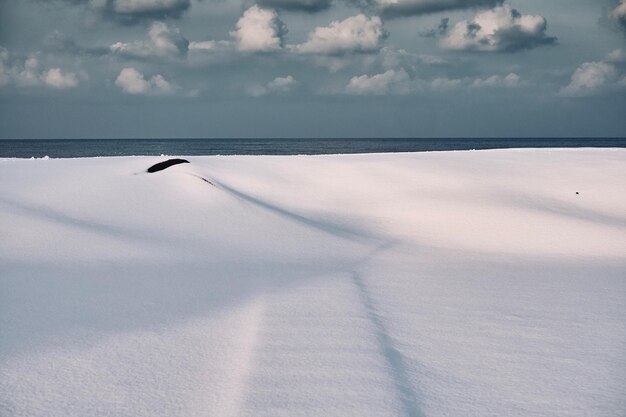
top-left (1, 149), bottom-right (625, 417)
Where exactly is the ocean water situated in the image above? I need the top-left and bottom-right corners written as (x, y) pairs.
top-left (1, 138), bottom-right (625, 158)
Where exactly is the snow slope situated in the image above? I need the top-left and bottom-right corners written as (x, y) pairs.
top-left (1, 149), bottom-right (625, 417)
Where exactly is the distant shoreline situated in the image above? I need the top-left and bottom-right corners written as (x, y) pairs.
top-left (2, 137), bottom-right (626, 158)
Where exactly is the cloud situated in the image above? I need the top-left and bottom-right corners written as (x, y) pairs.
top-left (257, 0), bottom-right (331, 13)
top-left (307, 45), bottom-right (419, 74)
top-left (96, 0), bottom-right (190, 22)
top-left (372, 0), bottom-right (502, 19)
top-left (0, 48), bottom-right (10, 87)
top-left (606, 48), bottom-right (626, 63)
top-left (230, 5), bottom-right (287, 52)
top-left (48, 0), bottom-right (191, 23)
top-left (44, 31), bottom-right (110, 56)
top-left (420, 18), bottom-right (449, 38)
top-left (42, 68), bottom-right (80, 89)
top-left (13, 56), bottom-right (42, 87)
top-left (430, 77), bottom-right (461, 91)
top-left (250, 75), bottom-right (296, 96)
top-left (110, 21), bottom-right (189, 59)
top-left (111, 0), bottom-right (188, 14)
top-left (471, 72), bottom-right (520, 88)
top-left (267, 75), bottom-right (296, 90)
top-left (375, 47), bottom-right (418, 76)
top-left (363, 46), bottom-right (461, 83)
top-left (0, 50), bottom-right (80, 89)
top-left (440, 4), bottom-right (556, 52)
top-left (188, 40), bottom-right (232, 58)
top-left (377, 46), bottom-right (449, 68)
top-left (186, 40), bottom-right (233, 67)
top-left (429, 73), bottom-right (519, 91)
top-left (346, 68), bottom-right (409, 94)
top-left (189, 41), bottom-right (217, 51)
top-left (561, 63), bottom-right (618, 97)
top-left (115, 67), bottom-right (174, 94)
top-left (343, 66), bottom-right (522, 94)
top-left (560, 50), bottom-right (626, 97)
top-left (295, 14), bottom-right (387, 55)
top-left (611, 0), bottom-right (626, 33)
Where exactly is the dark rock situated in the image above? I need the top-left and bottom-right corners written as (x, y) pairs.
top-left (147, 159), bottom-right (190, 173)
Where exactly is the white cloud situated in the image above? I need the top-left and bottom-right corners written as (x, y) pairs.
top-left (110, 21), bottom-right (189, 58)
top-left (377, 47), bottom-right (413, 70)
top-left (148, 22), bottom-right (188, 55)
top-left (250, 75), bottom-right (296, 96)
top-left (372, 47), bottom-right (446, 76)
top-left (115, 67), bottom-right (150, 94)
top-left (428, 73), bottom-right (520, 91)
top-left (295, 14), bottom-right (387, 55)
top-left (606, 48), bottom-right (626, 63)
top-left (14, 56), bottom-right (42, 87)
top-left (43, 68), bottom-right (79, 89)
top-left (431, 77), bottom-right (462, 91)
top-left (0, 50), bottom-right (80, 90)
top-left (613, 0), bottom-right (626, 17)
top-left (115, 67), bottom-right (174, 95)
top-left (188, 40), bottom-right (232, 54)
top-left (611, 0), bottom-right (626, 31)
top-left (561, 62), bottom-right (617, 97)
top-left (346, 69), bottom-right (408, 95)
top-left (230, 5), bottom-right (286, 52)
top-left (560, 50), bottom-right (626, 97)
top-left (503, 72), bottom-right (522, 86)
top-left (471, 72), bottom-right (520, 88)
top-left (150, 74), bottom-right (173, 92)
top-left (441, 4), bottom-right (556, 52)
top-left (0, 48), bottom-right (12, 87)
top-left (359, 47), bottom-right (450, 85)
top-left (189, 41), bottom-right (217, 51)
top-left (267, 75), bottom-right (295, 91)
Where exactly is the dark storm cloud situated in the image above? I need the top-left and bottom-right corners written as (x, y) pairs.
top-left (101, 0), bottom-right (191, 23)
top-left (369, 0), bottom-right (503, 19)
top-left (257, 0), bottom-right (332, 13)
top-left (37, 0), bottom-right (191, 23)
top-left (491, 25), bottom-right (557, 53)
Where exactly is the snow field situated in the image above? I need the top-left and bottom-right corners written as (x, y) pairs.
top-left (1, 149), bottom-right (625, 417)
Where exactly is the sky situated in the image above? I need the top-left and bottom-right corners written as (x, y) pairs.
top-left (0, 0), bottom-right (625, 138)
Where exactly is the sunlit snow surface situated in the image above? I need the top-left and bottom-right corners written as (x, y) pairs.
top-left (1, 149), bottom-right (625, 417)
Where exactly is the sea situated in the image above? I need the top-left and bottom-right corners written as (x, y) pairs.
top-left (1, 138), bottom-right (625, 158)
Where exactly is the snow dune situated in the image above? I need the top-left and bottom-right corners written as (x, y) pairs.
top-left (1, 149), bottom-right (625, 417)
